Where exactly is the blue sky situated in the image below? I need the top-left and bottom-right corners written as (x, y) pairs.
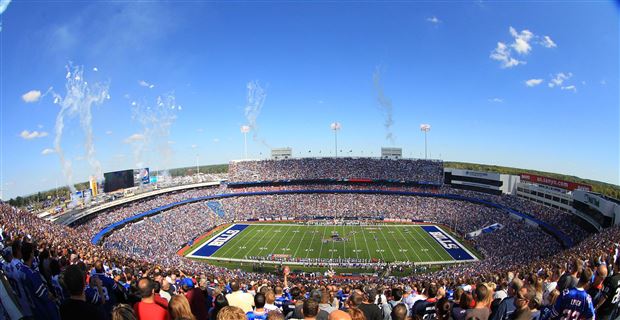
top-left (0, 1), bottom-right (618, 199)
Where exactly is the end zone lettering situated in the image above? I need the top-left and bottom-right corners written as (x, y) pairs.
top-left (208, 230), bottom-right (240, 247)
top-left (429, 231), bottom-right (459, 249)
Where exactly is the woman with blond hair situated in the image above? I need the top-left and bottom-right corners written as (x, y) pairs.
top-left (169, 295), bottom-right (197, 320)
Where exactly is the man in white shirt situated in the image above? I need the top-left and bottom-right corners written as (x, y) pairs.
top-left (226, 281), bottom-right (254, 313)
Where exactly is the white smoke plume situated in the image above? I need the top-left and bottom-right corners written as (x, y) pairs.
top-left (372, 66), bottom-right (395, 144)
top-left (129, 92), bottom-right (179, 174)
top-left (52, 64), bottom-right (110, 192)
top-left (244, 80), bottom-right (270, 148)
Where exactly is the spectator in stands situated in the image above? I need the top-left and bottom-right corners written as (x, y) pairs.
top-left (329, 310), bottom-right (352, 320)
top-left (551, 269), bottom-right (595, 320)
top-left (247, 293), bottom-right (269, 320)
top-left (358, 288), bottom-right (381, 320)
top-left (390, 304), bottom-right (408, 320)
top-left (557, 259), bottom-right (582, 292)
top-left (60, 264), bottom-right (106, 320)
top-left (264, 290), bottom-right (280, 312)
top-left (304, 299), bottom-right (320, 320)
top-left (169, 294), bottom-right (197, 320)
top-left (217, 306), bottom-right (247, 320)
top-left (182, 277), bottom-right (209, 320)
top-left (466, 284), bottom-right (490, 320)
top-left (210, 294), bottom-right (230, 320)
top-left (133, 277), bottom-right (169, 320)
top-left (491, 278), bottom-right (522, 320)
top-left (228, 281), bottom-right (255, 313)
top-left (510, 286), bottom-right (535, 320)
top-left (112, 304), bottom-right (137, 320)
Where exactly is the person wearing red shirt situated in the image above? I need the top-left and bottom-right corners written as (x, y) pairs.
top-left (133, 277), bottom-right (169, 320)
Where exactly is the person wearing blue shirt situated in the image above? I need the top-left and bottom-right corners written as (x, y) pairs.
top-left (551, 268), bottom-right (596, 320)
top-left (247, 293), bottom-right (269, 320)
top-left (491, 278), bottom-right (523, 320)
top-left (19, 242), bottom-right (60, 320)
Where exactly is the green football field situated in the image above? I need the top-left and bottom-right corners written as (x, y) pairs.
top-left (185, 223), bottom-right (478, 264)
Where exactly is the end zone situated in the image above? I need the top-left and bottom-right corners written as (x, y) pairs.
top-left (186, 224), bottom-right (248, 259)
top-left (421, 225), bottom-right (477, 261)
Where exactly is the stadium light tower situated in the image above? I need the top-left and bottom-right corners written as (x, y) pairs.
top-left (240, 125), bottom-right (250, 159)
top-left (420, 124), bottom-right (431, 159)
top-left (330, 122), bottom-right (341, 158)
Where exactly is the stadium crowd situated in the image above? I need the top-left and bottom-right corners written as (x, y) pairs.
top-left (228, 159), bottom-right (444, 184)
top-left (0, 155), bottom-right (618, 320)
top-left (1, 199), bottom-right (619, 320)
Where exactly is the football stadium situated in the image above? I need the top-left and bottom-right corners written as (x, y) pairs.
top-left (1, 2), bottom-right (619, 320)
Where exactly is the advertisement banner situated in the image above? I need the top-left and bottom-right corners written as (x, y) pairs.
top-left (520, 173), bottom-right (592, 191)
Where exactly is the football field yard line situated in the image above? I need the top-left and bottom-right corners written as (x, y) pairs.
top-left (318, 226), bottom-right (328, 258)
top-left (384, 227), bottom-right (408, 261)
top-left (291, 226), bottom-right (307, 258)
top-left (244, 225), bottom-right (275, 257)
top-left (330, 225), bottom-right (336, 260)
top-left (260, 225), bottom-right (286, 255)
top-left (414, 226), bottom-right (452, 261)
top-left (377, 227), bottom-right (398, 261)
top-left (270, 225), bottom-right (293, 256)
top-left (393, 226), bottom-right (424, 262)
top-left (360, 226), bottom-right (372, 260)
top-left (342, 225), bottom-right (347, 259)
top-left (349, 225), bottom-right (360, 259)
top-left (304, 226), bottom-right (318, 259)
top-left (282, 226), bottom-right (300, 255)
top-left (364, 226), bottom-right (385, 261)
top-left (407, 226), bottom-right (435, 261)
top-left (361, 226), bottom-right (383, 261)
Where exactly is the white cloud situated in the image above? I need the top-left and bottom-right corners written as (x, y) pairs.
top-left (22, 90), bottom-right (42, 103)
top-left (488, 98), bottom-right (504, 103)
top-left (138, 80), bottom-right (155, 89)
top-left (20, 130), bottom-right (48, 140)
top-left (525, 79), bottom-right (544, 87)
top-left (41, 148), bottom-right (55, 155)
top-left (168, 140), bottom-right (175, 145)
top-left (93, 67), bottom-right (99, 72)
top-left (105, 130), bottom-right (113, 135)
top-left (426, 16), bottom-right (441, 24)
top-left (548, 72), bottom-right (572, 88)
top-left (600, 80), bottom-right (607, 86)
top-left (191, 144), bottom-right (198, 149)
top-left (123, 133), bottom-right (145, 143)
top-left (561, 85), bottom-right (577, 92)
top-left (540, 36), bottom-right (557, 48)
top-left (509, 27), bottom-right (534, 55)
top-left (490, 42), bottom-right (524, 68)
top-left (0, 0), bottom-right (12, 16)
top-left (196, 128), bottom-right (204, 133)
top-left (213, 138), bottom-right (220, 143)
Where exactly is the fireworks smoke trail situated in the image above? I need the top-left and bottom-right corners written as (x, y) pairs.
top-left (52, 64), bottom-right (110, 192)
top-left (244, 80), bottom-right (270, 148)
top-left (372, 66), bottom-right (395, 144)
top-left (129, 92), bottom-right (179, 175)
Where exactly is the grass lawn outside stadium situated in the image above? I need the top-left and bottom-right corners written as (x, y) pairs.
top-left (184, 223), bottom-right (478, 266)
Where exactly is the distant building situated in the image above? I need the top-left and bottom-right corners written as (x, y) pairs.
top-left (444, 168), bottom-right (519, 195)
top-left (271, 148), bottom-right (292, 160)
top-left (572, 190), bottom-right (620, 230)
top-left (381, 147), bottom-right (402, 159)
